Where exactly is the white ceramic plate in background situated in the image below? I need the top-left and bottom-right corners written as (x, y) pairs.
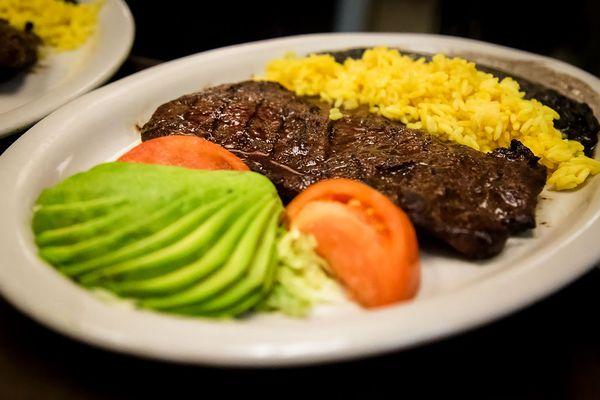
top-left (0, 0), bottom-right (134, 137)
top-left (0, 33), bottom-right (599, 367)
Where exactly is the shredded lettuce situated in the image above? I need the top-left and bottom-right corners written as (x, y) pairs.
top-left (259, 229), bottom-right (344, 317)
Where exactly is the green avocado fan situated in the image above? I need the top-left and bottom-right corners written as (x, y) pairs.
top-left (32, 162), bottom-right (283, 318)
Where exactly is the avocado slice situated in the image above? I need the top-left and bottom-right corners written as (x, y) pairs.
top-left (78, 194), bottom-right (252, 285)
top-left (175, 209), bottom-right (280, 316)
top-left (200, 288), bottom-right (269, 319)
top-left (140, 199), bottom-right (277, 311)
top-left (32, 162), bottom-right (284, 318)
top-left (36, 208), bottom-right (132, 246)
top-left (109, 195), bottom-right (272, 296)
top-left (58, 194), bottom-right (225, 276)
top-left (35, 162), bottom-right (269, 206)
top-left (35, 163), bottom-right (276, 269)
top-left (32, 196), bottom-right (127, 234)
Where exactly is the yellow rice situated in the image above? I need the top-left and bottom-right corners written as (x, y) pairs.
top-left (0, 0), bottom-right (102, 51)
top-left (261, 47), bottom-right (600, 190)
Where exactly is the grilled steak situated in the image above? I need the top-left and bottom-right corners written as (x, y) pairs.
top-left (0, 19), bottom-right (40, 82)
top-left (141, 81), bottom-right (547, 258)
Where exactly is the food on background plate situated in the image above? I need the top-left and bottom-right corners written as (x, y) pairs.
top-left (0, 0), bottom-right (102, 80)
top-left (0, 19), bottom-right (40, 81)
top-left (0, 0), bottom-right (102, 50)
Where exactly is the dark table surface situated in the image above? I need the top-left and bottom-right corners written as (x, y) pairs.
top-left (0, 58), bottom-right (599, 400)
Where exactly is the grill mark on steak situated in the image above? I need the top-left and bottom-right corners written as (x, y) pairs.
top-left (269, 110), bottom-right (286, 157)
top-left (242, 97), bottom-right (262, 141)
top-left (206, 85), bottom-right (240, 141)
top-left (141, 81), bottom-right (547, 259)
top-left (324, 119), bottom-right (336, 160)
top-left (263, 90), bottom-right (295, 159)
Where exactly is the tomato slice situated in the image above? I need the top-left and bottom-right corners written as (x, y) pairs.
top-left (286, 178), bottom-right (420, 308)
top-left (118, 136), bottom-right (249, 171)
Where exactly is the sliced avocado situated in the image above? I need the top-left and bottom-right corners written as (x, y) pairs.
top-left (182, 229), bottom-right (280, 318)
top-left (36, 163), bottom-right (276, 208)
top-left (32, 162), bottom-right (285, 319)
top-left (58, 195), bottom-right (228, 276)
top-left (109, 196), bottom-right (271, 296)
top-left (140, 199), bottom-right (277, 311)
top-left (41, 193), bottom-right (210, 268)
top-left (176, 209), bottom-right (280, 315)
top-left (195, 288), bottom-right (267, 319)
top-left (78, 195), bottom-right (252, 285)
top-left (34, 164), bottom-right (277, 216)
top-left (36, 208), bottom-right (132, 246)
top-left (33, 196), bottom-right (127, 234)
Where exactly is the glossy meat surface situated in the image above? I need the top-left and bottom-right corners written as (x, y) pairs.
top-left (142, 81), bottom-right (547, 258)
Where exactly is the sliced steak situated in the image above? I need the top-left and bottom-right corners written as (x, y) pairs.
top-left (141, 81), bottom-right (547, 259)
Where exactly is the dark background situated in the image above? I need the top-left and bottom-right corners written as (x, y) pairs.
top-left (1, 0), bottom-right (599, 398)
top-left (125, 0), bottom-right (600, 75)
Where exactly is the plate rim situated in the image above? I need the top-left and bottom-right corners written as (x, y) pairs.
top-left (0, 32), bottom-right (599, 367)
top-left (0, 0), bottom-right (135, 137)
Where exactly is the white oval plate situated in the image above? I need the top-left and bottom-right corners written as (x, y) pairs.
top-left (0, 33), bottom-right (599, 367)
top-left (0, 0), bottom-right (134, 137)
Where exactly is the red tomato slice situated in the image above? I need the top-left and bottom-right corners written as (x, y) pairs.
top-left (119, 136), bottom-right (249, 171)
top-left (286, 178), bottom-right (420, 308)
